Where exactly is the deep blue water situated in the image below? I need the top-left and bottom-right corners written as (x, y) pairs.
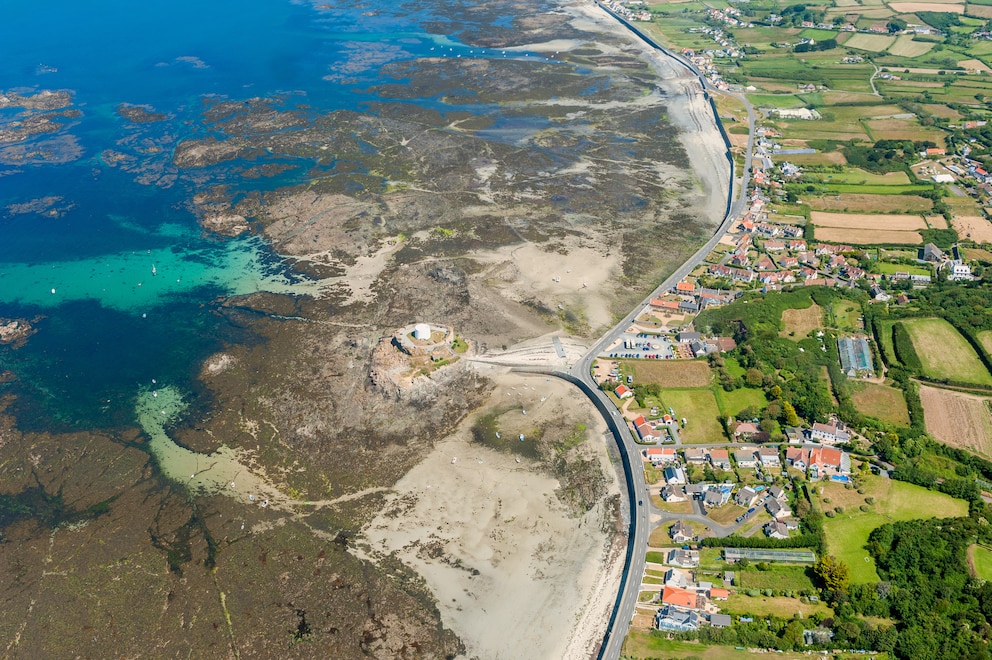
top-left (0, 0), bottom-right (533, 431)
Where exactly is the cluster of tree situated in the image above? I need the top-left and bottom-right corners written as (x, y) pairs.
top-left (697, 289), bottom-right (845, 424)
top-left (915, 10), bottom-right (962, 32)
top-left (890, 461), bottom-right (982, 504)
top-left (794, 39), bottom-right (837, 52)
top-left (891, 322), bottom-right (923, 371)
top-left (773, 3), bottom-right (825, 27)
top-left (868, 515), bottom-right (992, 658)
top-left (842, 139), bottom-right (936, 175)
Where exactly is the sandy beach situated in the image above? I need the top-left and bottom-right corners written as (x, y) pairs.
top-left (566, 0), bottom-right (732, 229)
top-left (359, 372), bottom-right (623, 659)
top-left (358, 3), bottom-right (733, 657)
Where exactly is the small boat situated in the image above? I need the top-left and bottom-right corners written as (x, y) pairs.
top-left (260, 500), bottom-right (268, 508)
top-left (451, 457), bottom-right (457, 464)
top-left (151, 264), bottom-right (157, 276)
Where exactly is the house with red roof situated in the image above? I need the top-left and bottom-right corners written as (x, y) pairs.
top-left (662, 585), bottom-right (701, 610)
top-left (615, 384), bottom-right (633, 399)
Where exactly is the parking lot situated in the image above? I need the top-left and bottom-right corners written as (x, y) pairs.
top-left (606, 332), bottom-right (675, 360)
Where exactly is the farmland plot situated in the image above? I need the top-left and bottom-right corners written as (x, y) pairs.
top-left (904, 317), bottom-right (992, 386)
top-left (920, 385), bottom-right (992, 457)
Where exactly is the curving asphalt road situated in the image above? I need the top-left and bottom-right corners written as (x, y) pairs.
top-left (559, 6), bottom-right (757, 660)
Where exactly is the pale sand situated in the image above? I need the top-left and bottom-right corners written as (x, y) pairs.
top-left (359, 372), bottom-right (622, 660)
top-left (470, 240), bottom-right (620, 331)
top-left (566, 2), bottom-right (731, 229)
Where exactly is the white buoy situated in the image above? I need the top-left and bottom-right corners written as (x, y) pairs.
top-left (51, 288), bottom-right (56, 294)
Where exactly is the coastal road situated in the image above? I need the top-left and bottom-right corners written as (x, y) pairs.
top-left (566, 6), bottom-right (756, 660)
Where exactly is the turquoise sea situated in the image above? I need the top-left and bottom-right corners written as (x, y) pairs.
top-left (0, 0), bottom-right (528, 431)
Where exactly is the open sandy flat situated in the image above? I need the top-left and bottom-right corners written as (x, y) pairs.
top-left (360, 371), bottom-right (622, 660)
top-left (811, 211), bottom-right (928, 230)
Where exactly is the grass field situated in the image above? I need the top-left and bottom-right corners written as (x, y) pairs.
top-left (850, 382), bottom-right (911, 425)
top-left (903, 317), bottom-right (992, 385)
top-left (845, 32), bottom-right (895, 51)
top-left (735, 565), bottom-right (816, 592)
top-left (981, 330), bottom-right (992, 355)
top-left (830, 299), bottom-right (862, 331)
top-left (722, 594), bottom-right (834, 618)
top-left (919, 384), bottom-right (992, 457)
top-left (969, 544), bottom-right (992, 580)
top-left (713, 386), bottom-right (768, 417)
top-left (874, 261), bottom-right (931, 276)
top-left (622, 632), bottom-right (827, 660)
top-left (817, 169), bottom-right (911, 185)
top-left (807, 193), bottom-right (933, 213)
top-left (780, 303), bottom-right (824, 339)
top-left (876, 319), bottom-right (897, 366)
top-left (631, 359), bottom-right (713, 388)
top-left (889, 34), bottom-right (936, 57)
top-left (659, 388), bottom-right (727, 443)
top-left (819, 475), bottom-right (969, 582)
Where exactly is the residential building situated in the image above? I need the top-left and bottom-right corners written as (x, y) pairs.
top-left (768, 485), bottom-right (786, 500)
top-left (711, 613), bottom-right (732, 628)
top-left (811, 421), bottom-right (850, 444)
top-left (767, 498), bottom-right (792, 519)
top-left (734, 486), bottom-right (759, 508)
top-left (662, 584), bottom-right (701, 610)
top-left (758, 447), bottom-right (780, 468)
top-left (667, 548), bottom-right (700, 568)
top-left (664, 466), bottom-right (688, 485)
top-left (645, 446), bottom-right (678, 465)
top-left (615, 384), bottom-right (633, 399)
top-left (656, 605), bottom-right (701, 632)
top-left (709, 587), bottom-right (729, 601)
top-left (661, 485), bottom-right (687, 502)
top-left (764, 520), bottom-right (790, 539)
top-left (671, 521), bottom-right (694, 543)
top-left (684, 447), bottom-right (707, 464)
top-left (734, 421), bottom-right (758, 440)
top-left (664, 567), bottom-right (691, 588)
top-left (734, 449), bottom-right (757, 469)
top-left (709, 448), bottom-right (731, 470)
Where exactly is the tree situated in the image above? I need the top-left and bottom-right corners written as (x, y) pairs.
top-left (782, 400), bottom-right (800, 427)
top-left (746, 367), bottom-right (764, 387)
top-left (814, 554), bottom-right (850, 593)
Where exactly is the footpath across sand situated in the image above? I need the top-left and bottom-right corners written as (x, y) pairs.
top-left (359, 372), bottom-right (623, 659)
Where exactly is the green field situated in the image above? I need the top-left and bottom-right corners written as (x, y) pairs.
top-left (722, 593), bottom-right (833, 618)
top-left (875, 262), bottom-right (931, 276)
top-left (748, 93), bottom-right (808, 108)
top-left (713, 386), bottom-right (767, 418)
top-left (829, 299), bottom-right (862, 332)
top-left (817, 169), bottom-right (911, 185)
top-left (903, 317), bottom-right (992, 386)
top-left (850, 382), bottom-right (911, 426)
top-left (876, 319), bottom-right (898, 366)
top-left (623, 633), bottom-right (826, 660)
top-left (660, 388), bottom-right (727, 443)
top-left (819, 476), bottom-right (969, 582)
top-left (735, 564), bottom-right (816, 592)
top-left (970, 544), bottom-right (992, 580)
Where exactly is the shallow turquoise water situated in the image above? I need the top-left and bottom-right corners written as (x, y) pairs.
top-left (0, 0), bottom-right (521, 430)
